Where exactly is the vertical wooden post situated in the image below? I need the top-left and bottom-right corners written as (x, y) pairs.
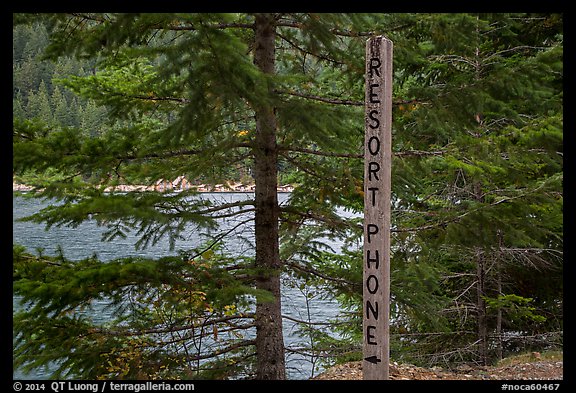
top-left (363, 35), bottom-right (392, 380)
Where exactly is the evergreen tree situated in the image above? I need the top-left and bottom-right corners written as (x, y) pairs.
top-left (51, 86), bottom-right (70, 127)
top-left (13, 95), bottom-right (26, 120)
top-left (373, 13), bottom-right (563, 365)
top-left (24, 80), bottom-right (53, 124)
top-left (13, 58), bottom-right (37, 102)
top-left (13, 12), bottom-right (563, 379)
top-left (79, 99), bottom-right (108, 137)
top-left (274, 12), bottom-right (562, 368)
top-left (13, 12), bottom-right (377, 380)
top-left (13, 22), bottom-right (98, 131)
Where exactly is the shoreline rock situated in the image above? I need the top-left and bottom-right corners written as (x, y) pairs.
top-left (12, 181), bottom-right (294, 193)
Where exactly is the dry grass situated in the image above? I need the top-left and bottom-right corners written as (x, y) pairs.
top-left (497, 350), bottom-right (563, 367)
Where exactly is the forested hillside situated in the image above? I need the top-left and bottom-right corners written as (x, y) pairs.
top-left (13, 13), bottom-right (562, 380)
top-left (13, 22), bottom-right (105, 131)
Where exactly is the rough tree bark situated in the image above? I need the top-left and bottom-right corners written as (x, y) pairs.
top-left (473, 178), bottom-right (489, 366)
top-left (476, 250), bottom-right (488, 366)
top-left (252, 13), bottom-right (286, 380)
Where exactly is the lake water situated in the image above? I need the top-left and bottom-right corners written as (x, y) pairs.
top-left (13, 193), bottom-right (356, 380)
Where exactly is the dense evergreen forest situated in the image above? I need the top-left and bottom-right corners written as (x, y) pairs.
top-left (13, 13), bottom-right (562, 380)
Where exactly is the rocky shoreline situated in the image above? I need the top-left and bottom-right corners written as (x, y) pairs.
top-left (13, 179), bottom-right (294, 193)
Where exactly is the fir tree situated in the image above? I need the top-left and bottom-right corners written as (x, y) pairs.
top-left (13, 12), bottom-right (377, 380)
top-left (379, 13), bottom-right (563, 365)
top-left (13, 12), bottom-right (563, 378)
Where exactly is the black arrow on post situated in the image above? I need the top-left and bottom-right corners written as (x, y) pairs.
top-left (364, 355), bottom-right (382, 364)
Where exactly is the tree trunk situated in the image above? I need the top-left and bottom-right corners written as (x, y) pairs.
top-left (252, 13), bottom-right (286, 380)
top-left (496, 230), bottom-right (504, 361)
top-left (473, 181), bottom-right (488, 366)
top-left (476, 249), bottom-right (488, 365)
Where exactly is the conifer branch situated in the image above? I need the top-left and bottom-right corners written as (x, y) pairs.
top-left (278, 145), bottom-right (361, 158)
top-left (275, 19), bottom-right (375, 37)
top-left (275, 89), bottom-right (363, 106)
top-left (275, 17), bottom-right (415, 37)
top-left (91, 313), bottom-right (256, 337)
top-left (158, 322), bottom-right (257, 347)
top-left (281, 313), bottom-right (343, 327)
top-left (68, 13), bottom-right (254, 31)
top-left (169, 200), bottom-right (255, 216)
top-left (394, 178), bottom-right (557, 233)
top-left (181, 217), bottom-right (254, 262)
top-left (69, 13), bottom-right (108, 23)
top-left (279, 145), bottom-right (445, 159)
top-left (277, 32), bottom-right (345, 65)
top-left (276, 89), bottom-right (429, 108)
top-left (281, 206), bottom-right (352, 230)
top-left (15, 253), bottom-right (63, 267)
top-left (485, 45), bottom-right (550, 61)
top-left (127, 94), bottom-right (190, 104)
top-left (284, 260), bottom-right (359, 289)
top-left (396, 150), bottom-right (447, 157)
top-left (120, 143), bottom-right (252, 161)
top-left (278, 152), bottom-right (336, 183)
top-left (159, 22), bottom-right (255, 31)
top-left (185, 339), bottom-right (257, 362)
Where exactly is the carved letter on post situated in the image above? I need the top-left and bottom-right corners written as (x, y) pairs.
top-left (363, 36), bottom-right (392, 380)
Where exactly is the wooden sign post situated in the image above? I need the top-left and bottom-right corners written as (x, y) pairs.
top-left (363, 35), bottom-right (392, 380)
